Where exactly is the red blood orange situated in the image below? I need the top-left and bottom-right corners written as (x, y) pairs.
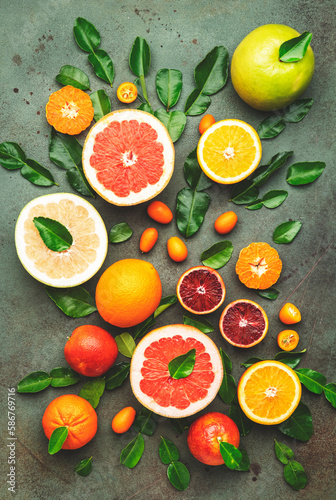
top-left (219, 299), bottom-right (268, 348)
top-left (130, 324), bottom-right (223, 418)
top-left (176, 266), bottom-right (226, 315)
top-left (82, 109), bottom-right (175, 206)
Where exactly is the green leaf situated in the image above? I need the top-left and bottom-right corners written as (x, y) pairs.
top-left (219, 441), bottom-right (242, 470)
top-left (88, 50), bottom-right (114, 86)
top-left (120, 433), bottom-right (145, 469)
top-left (50, 367), bottom-right (80, 387)
top-left (262, 190), bottom-right (288, 209)
top-left (241, 357), bottom-right (264, 369)
top-left (133, 315), bottom-right (156, 340)
top-left (218, 373), bottom-right (236, 405)
top-left (283, 98), bottom-right (314, 123)
top-left (274, 349), bottom-right (306, 369)
top-left (219, 347), bottom-right (232, 373)
top-left (194, 46), bottom-right (229, 95)
top-left (33, 217), bottom-right (73, 252)
top-left (279, 31), bottom-right (313, 62)
top-left (286, 161), bottom-right (326, 185)
top-left (133, 408), bottom-right (157, 436)
top-left (90, 90), bottom-right (111, 121)
top-left (75, 457), bottom-right (93, 477)
top-left (183, 148), bottom-right (212, 191)
top-left (105, 362), bottom-right (130, 390)
top-left (129, 36), bottom-right (151, 77)
top-left (167, 461), bottom-right (190, 491)
top-left (156, 69), bottom-right (182, 109)
top-left (256, 287), bottom-right (280, 300)
top-left (73, 17), bottom-right (100, 52)
top-left (168, 349), bottom-right (196, 379)
top-left (235, 447), bottom-right (250, 471)
top-left (323, 383), bottom-right (336, 408)
top-left (278, 402), bottom-right (313, 442)
top-left (169, 418), bottom-right (190, 434)
top-left (115, 332), bottom-right (136, 358)
top-left (176, 187), bottom-right (210, 237)
top-left (201, 240), bottom-right (233, 269)
top-left (21, 159), bottom-right (57, 186)
top-left (257, 114), bottom-right (286, 139)
top-left (133, 77), bottom-right (146, 103)
top-left (48, 426), bottom-right (68, 455)
top-left (183, 314), bottom-right (214, 334)
top-left (79, 377), bottom-right (105, 409)
top-left (252, 151), bottom-right (294, 187)
top-left (230, 179), bottom-right (259, 205)
top-left (17, 371), bottom-right (51, 393)
top-left (274, 439), bottom-right (294, 465)
top-left (49, 128), bottom-right (82, 170)
top-left (295, 368), bottom-right (326, 394)
top-left (159, 437), bottom-right (180, 464)
top-left (184, 89), bottom-right (211, 116)
top-left (154, 295), bottom-right (178, 318)
top-left (45, 285), bottom-right (97, 318)
top-left (284, 460), bottom-right (308, 490)
top-left (229, 402), bottom-right (253, 436)
top-left (137, 102), bottom-right (154, 114)
top-left (66, 164), bottom-right (95, 197)
top-left (56, 65), bottom-right (90, 90)
top-left (245, 199), bottom-right (263, 210)
top-left (109, 222), bottom-right (133, 243)
top-left (273, 220), bottom-right (302, 244)
top-left (0, 142), bottom-right (26, 169)
top-left (154, 109), bottom-right (186, 143)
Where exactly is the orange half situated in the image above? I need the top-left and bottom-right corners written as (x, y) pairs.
top-left (236, 242), bottom-right (282, 290)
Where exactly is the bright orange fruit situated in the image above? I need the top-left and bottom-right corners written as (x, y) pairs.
top-left (117, 82), bottom-right (138, 103)
top-left (236, 242), bottom-right (282, 289)
top-left (112, 407), bottom-right (136, 434)
top-left (277, 330), bottom-right (299, 351)
top-left (279, 303), bottom-right (301, 324)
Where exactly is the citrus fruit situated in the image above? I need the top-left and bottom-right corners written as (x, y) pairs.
top-left (199, 114), bottom-right (216, 135)
top-left (237, 360), bottom-right (302, 425)
top-left (130, 324), bottom-right (223, 418)
top-left (15, 193), bottom-right (108, 288)
top-left (117, 82), bottom-right (138, 103)
top-left (167, 237), bottom-right (188, 262)
top-left (187, 412), bottom-right (240, 466)
top-left (112, 406), bottom-right (136, 434)
top-left (197, 119), bottom-right (262, 184)
top-left (95, 259), bottom-right (162, 328)
top-left (140, 227), bottom-right (158, 253)
top-left (42, 394), bottom-right (97, 449)
top-left (279, 302), bottom-right (301, 324)
top-left (236, 242), bottom-right (282, 290)
top-left (231, 24), bottom-right (315, 111)
top-left (46, 85), bottom-right (94, 135)
top-left (277, 330), bottom-right (299, 351)
top-left (82, 109), bottom-right (174, 206)
top-left (177, 266), bottom-right (226, 315)
top-left (214, 211), bottom-right (238, 235)
top-left (64, 325), bottom-right (118, 377)
top-left (219, 299), bottom-right (268, 348)
top-left (147, 200), bottom-right (173, 224)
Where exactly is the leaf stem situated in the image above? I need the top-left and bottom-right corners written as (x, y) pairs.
top-left (139, 75), bottom-right (150, 106)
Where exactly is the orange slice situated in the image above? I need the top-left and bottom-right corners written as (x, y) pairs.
top-left (236, 242), bottom-right (282, 290)
top-left (197, 119), bottom-right (262, 184)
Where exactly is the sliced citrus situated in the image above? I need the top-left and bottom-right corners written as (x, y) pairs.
top-left (237, 360), bottom-right (302, 425)
top-left (277, 330), bottom-right (299, 351)
top-left (219, 299), bottom-right (268, 348)
top-left (236, 242), bottom-right (282, 290)
top-left (130, 324), bottom-right (223, 418)
top-left (82, 109), bottom-right (175, 206)
top-left (177, 266), bottom-right (226, 315)
top-left (197, 119), bottom-right (262, 184)
top-left (279, 302), bottom-right (301, 324)
top-left (15, 193), bottom-right (108, 287)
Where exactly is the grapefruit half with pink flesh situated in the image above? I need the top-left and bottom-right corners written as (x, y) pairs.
top-left (82, 109), bottom-right (175, 206)
top-left (130, 324), bottom-right (223, 418)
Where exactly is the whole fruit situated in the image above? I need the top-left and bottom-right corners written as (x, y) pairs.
top-left (231, 24), bottom-right (315, 111)
top-left (187, 412), bottom-right (240, 465)
top-left (64, 325), bottom-right (118, 377)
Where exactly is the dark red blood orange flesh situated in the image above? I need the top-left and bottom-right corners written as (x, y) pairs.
top-left (220, 300), bottom-right (268, 347)
top-left (177, 267), bottom-right (226, 314)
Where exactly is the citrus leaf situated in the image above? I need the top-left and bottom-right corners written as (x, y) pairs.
top-left (21, 159), bottom-right (57, 186)
top-left (255, 287), bottom-right (279, 300)
top-left (79, 377), bottom-right (105, 409)
top-left (90, 90), bottom-right (111, 121)
top-left (49, 129), bottom-right (82, 170)
top-left (194, 46), bottom-right (229, 95)
top-left (273, 220), bottom-right (302, 244)
top-left (48, 426), bottom-right (68, 455)
top-left (115, 332), bottom-right (136, 358)
top-left (262, 190), bottom-right (288, 209)
top-left (168, 349), bottom-right (196, 379)
top-left (120, 433), bottom-right (145, 469)
top-left (33, 217), bottom-right (73, 252)
top-left (154, 295), bottom-right (178, 318)
top-left (235, 447), bottom-right (250, 471)
top-left (245, 199), bottom-right (263, 210)
top-left (257, 114), bottom-right (286, 139)
top-left (278, 402), bottom-right (313, 442)
top-left (133, 77), bottom-right (146, 103)
top-left (295, 368), bottom-right (326, 394)
top-left (218, 372), bottom-right (236, 404)
top-left (154, 109), bottom-right (186, 142)
top-left (286, 161), bottom-right (326, 185)
top-left (45, 285), bottom-right (97, 318)
top-left (73, 17), bottom-right (100, 52)
top-left (184, 89), bottom-right (211, 116)
top-left (183, 314), bottom-right (214, 334)
top-left (169, 418), bottom-right (190, 434)
top-left (56, 65), bottom-right (90, 90)
top-left (176, 187), bottom-right (211, 238)
top-left (109, 222), bottom-right (133, 243)
top-left (75, 457), bottom-right (93, 477)
top-left (284, 460), bottom-right (308, 490)
top-left (229, 401), bottom-right (253, 436)
top-left (50, 367), bottom-right (80, 387)
top-left (241, 357), bottom-right (264, 369)
top-left (88, 49), bottom-right (114, 86)
top-left (323, 383), bottom-right (336, 408)
top-left (252, 151), bottom-right (293, 187)
top-left (0, 141), bottom-right (26, 169)
top-left (66, 164), bottom-right (95, 197)
top-left (129, 36), bottom-right (151, 77)
top-left (201, 240), bottom-right (233, 269)
top-left (219, 347), bottom-right (232, 373)
top-left (279, 31), bottom-right (312, 62)
top-left (183, 148), bottom-right (212, 191)
top-left (156, 69), bottom-right (182, 109)
top-left (274, 349), bottom-right (306, 369)
top-left (133, 315), bottom-right (156, 340)
top-left (133, 408), bottom-right (157, 436)
top-left (167, 461), bottom-right (190, 491)
top-left (137, 102), bottom-right (153, 114)
top-left (274, 439), bottom-right (294, 465)
top-left (283, 98), bottom-right (314, 123)
top-left (17, 371), bottom-right (51, 393)
top-left (159, 437), bottom-right (180, 464)
top-left (105, 362), bottom-right (130, 390)
top-left (230, 179), bottom-right (259, 205)
top-left (219, 441), bottom-right (242, 470)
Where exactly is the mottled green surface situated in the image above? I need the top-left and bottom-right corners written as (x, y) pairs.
top-left (1, 1), bottom-right (335, 499)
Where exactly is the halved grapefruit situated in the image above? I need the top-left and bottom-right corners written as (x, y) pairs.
top-left (130, 324), bottom-right (223, 418)
top-left (82, 109), bottom-right (175, 206)
top-left (15, 193), bottom-right (108, 287)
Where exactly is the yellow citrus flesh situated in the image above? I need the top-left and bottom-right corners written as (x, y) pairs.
top-left (197, 119), bottom-right (262, 184)
top-left (237, 360), bottom-right (301, 425)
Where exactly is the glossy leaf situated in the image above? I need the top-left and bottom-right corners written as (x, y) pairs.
top-left (33, 217), bottom-right (73, 252)
top-left (274, 349), bottom-right (306, 369)
top-left (184, 89), bottom-right (211, 116)
top-left (48, 426), bottom-right (68, 455)
top-left (219, 441), bottom-right (242, 470)
top-left (120, 433), bottom-right (145, 469)
top-left (286, 161), bottom-right (326, 185)
top-left (229, 402), bottom-right (253, 436)
top-left (274, 439), bottom-right (294, 465)
top-left (169, 418), bottom-right (190, 434)
top-left (167, 461), bottom-right (190, 491)
top-left (133, 315), bottom-right (156, 340)
top-left (194, 46), bottom-right (229, 95)
top-left (88, 50), bottom-right (114, 86)
top-left (295, 368), bottom-right (326, 394)
top-left (262, 190), bottom-right (288, 208)
top-left (129, 36), bottom-right (151, 77)
top-left (241, 357), bottom-right (264, 369)
top-left (284, 460), bottom-right (308, 490)
top-left (0, 142), bottom-right (26, 169)
top-left (133, 77), bottom-right (146, 103)
top-left (105, 362), bottom-right (130, 390)
top-left (66, 164), bottom-right (95, 197)
top-left (219, 348), bottom-right (232, 373)
top-left (230, 179), bottom-right (259, 205)
top-left (75, 457), bottom-right (93, 477)
top-left (235, 448), bottom-right (250, 471)
top-left (154, 109), bottom-right (186, 142)
top-left (218, 373), bottom-right (236, 405)
top-left (115, 332), bottom-right (136, 358)
top-left (201, 240), bottom-right (233, 269)
top-left (323, 383), bottom-right (336, 408)
top-left (183, 148), bottom-right (212, 191)
top-left (257, 114), bottom-right (286, 139)
top-left (49, 128), bottom-right (82, 170)
top-left (137, 102), bottom-right (154, 114)
top-left (278, 402), bottom-right (313, 442)
top-left (17, 371), bottom-right (51, 393)
top-left (252, 151), bottom-right (293, 187)
top-left (245, 199), bottom-right (263, 210)
top-left (56, 65), bottom-right (90, 90)
top-left (279, 32), bottom-right (312, 62)
top-left (79, 377), bottom-right (105, 409)
top-left (256, 287), bottom-right (280, 300)
top-left (73, 17), bottom-right (100, 52)
top-left (159, 437), bottom-right (180, 464)
top-left (90, 90), bottom-right (111, 121)
top-left (168, 349), bottom-right (196, 379)
top-left (21, 159), bottom-right (57, 186)
top-left (154, 295), bottom-right (178, 318)
top-left (50, 367), bottom-right (80, 387)
top-left (273, 220), bottom-right (302, 244)
top-left (109, 222), bottom-right (133, 243)
top-left (183, 314), bottom-right (214, 334)
top-left (156, 69), bottom-right (182, 109)
top-left (176, 187), bottom-right (210, 237)
top-left (45, 285), bottom-right (97, 318)
top-left (133, 408), bottom-right (157, 436)
top-left (283, 98), bottom-right (314, 123)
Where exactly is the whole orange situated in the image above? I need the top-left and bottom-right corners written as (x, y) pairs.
top-left (187, 412), bottom-right (240, 466)
top-left (64, 325), bottom-right (118, 377)
top-left (95, 259), bottom-right (162, 328)
top-left (42, 394), bottom-right (97, 450)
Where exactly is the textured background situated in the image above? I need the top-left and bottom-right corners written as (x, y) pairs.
top-left (0, 0), bottom-right (335, 499)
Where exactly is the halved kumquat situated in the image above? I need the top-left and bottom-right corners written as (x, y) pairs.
top-left (279, 303), bottom-right (301, 324)
top-left (277, 330), bottom-right (299, 351)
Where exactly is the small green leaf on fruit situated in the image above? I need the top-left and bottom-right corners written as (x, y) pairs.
top-left (17, 371), bottom-right (52, 393)
top-left (50, 367), bottom-right (80, 387)
top-left (284, 460), bottom-right (308, 490)
top-left (274, 439), bottom-right (294, 465)
top-left (183, 314), bottom-right (214, 334)
top-left (45, 285), bottom-right (97, 318)
top-left (159, 437), bottom-right (180, 464)
top-left (168, 349), bottom-right (196, 379)
top-left (278, 402), bottom-right (313, 442)
top-left (256, 287), bottom-right (279, 300)
top-left (286, 161), bottom-right (326, 185)
top-left (48, 426), bottom-right (68, 455)
top-left (120, 433), bottom-right (145, 468)
top-left (167, 461), bottom-right (190, 491)
top-left (201, 241), bottom-right (233, 269)
top-left (219, 441), bottom-right (242, 470)
top-left (79, 377), bottom-right (105, 409)
top-left (279, 31), bottom-right (312, 62)
top-left (56, 65), bottom-right (90, 90)
top-left (33, 217), bottom-right (73, 252)
top-left (109, 222), bottom-right (133, 243)
top-left (105, 362), bottom-right (130, 390)
top-left (273, 220), bottom-right (302, 244)
top-left (115, 332), bottom-right (136, 358)
top-left (75, 457), bottom-right (93, 476)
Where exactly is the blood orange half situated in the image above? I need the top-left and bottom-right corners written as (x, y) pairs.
top-left (130, 324), bottom-right (223, 418)
top-left (176, 266), bottom-right (226, 315)
top-left (82, 109), bottom-right (175, 206)
top-left (219, 299), bottom-right (268, 348)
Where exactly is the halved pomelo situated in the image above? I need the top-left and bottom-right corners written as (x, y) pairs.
top-left (15, 193), bottom-right (108, 287)
top-left (82, 109), bottom-right (175, 206)
top-left (130, 324), bottom-right (223, 418)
